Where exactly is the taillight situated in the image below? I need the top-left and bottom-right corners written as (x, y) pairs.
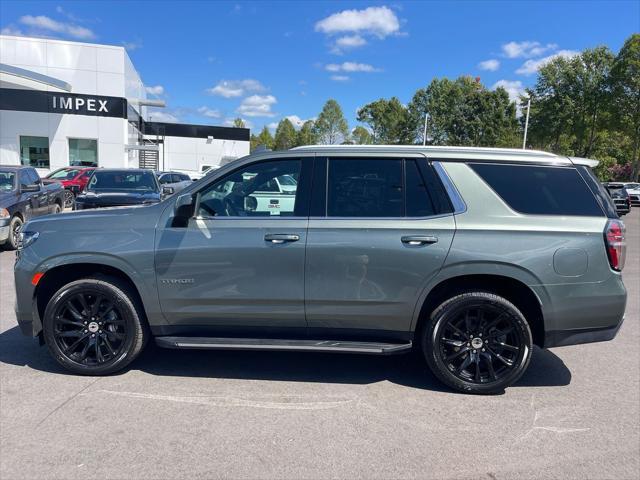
top-left (604, 219), bottom-right (626, 271)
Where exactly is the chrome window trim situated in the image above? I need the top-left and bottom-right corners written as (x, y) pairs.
top-left (432, 161), bottom-right (467, 214)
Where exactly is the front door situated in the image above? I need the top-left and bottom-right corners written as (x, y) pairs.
top-left (155, 157), bottom-right (312, 330)
top-left (305, 156), bottom-right (456, 336)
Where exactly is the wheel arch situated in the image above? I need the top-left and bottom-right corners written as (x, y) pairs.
top-left (413, 273), bottom-right (546, 348)
top-left (34, 262), bottom-right (148, 329)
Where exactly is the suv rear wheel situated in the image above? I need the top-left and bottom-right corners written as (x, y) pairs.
top-left (42, 276), bottom-right (147, 375)
top-left (422, 292), bottom-right (532, 394)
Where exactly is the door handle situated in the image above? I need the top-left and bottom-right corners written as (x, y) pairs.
top-left (401, 235), bottom-right (438, 245)
top-left (264, 233), bottom-right (300, 244)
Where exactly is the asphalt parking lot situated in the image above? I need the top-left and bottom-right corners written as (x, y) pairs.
top-left (0, 211), bottom-right (638, 480)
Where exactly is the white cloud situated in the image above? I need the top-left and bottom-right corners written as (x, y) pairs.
top-left (0, 26), bottom-right (24, 36)
top-left (267, 122), bottom-right (279, 131)
top-left (330, 75), bottom-right (350, 82)
top-left (492, 80), bottom-right (525, 103)
top-left (122, 40), bottom-right (142, 51)
top-left (315, 6), bottom-right (400, 38)
top-left (237, 94), bottom-right (277, 117)
top-left (516, 50), bottom-right (579, 75)
top-left (206, 79), bottom-right (266, 98)
top-left (502, 41), bottom-right (558, 59)
top-left (19, 14), bottom-right (96, 40)
top-left (284, 115), bottom-right (315, 129)
top-left (147, 111), bottom-right (179, 123)
top-left (145, 85), bottom-right (164, 95)
top-left (331, 34), bottom-right (367, 53)
top-left (325, 62), bottom-right (380, 73)
top-left (478, 59), bottom-right (500, 71)
top-left (197, 106), bottom-right (222, 118)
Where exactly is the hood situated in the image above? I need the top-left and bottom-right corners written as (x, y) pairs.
top-left (0, 190), bottom-right (18, 206)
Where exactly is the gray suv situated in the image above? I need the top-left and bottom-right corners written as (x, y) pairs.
top-left (14, 146), bottom-right (627, 394)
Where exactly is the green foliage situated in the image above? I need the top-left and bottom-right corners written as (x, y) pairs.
top-left (314, 99), bottom-right (349, 144)
top-left (232, 118), bottom-right (246, 128)
top-left (296, 120), bottom-right (317, 146)
top-left (351, 126), bottom-right (373, 145)
top-left (356, 97), bottom-right (412, 144)
top-left (251, 126), bottom-right (274, 152)
top-left (274, 118), bottom-right (297, 150)
top-left (407, 76), bottom-right (519, 147)
top-left (609, 34), bottom-right (640, 180)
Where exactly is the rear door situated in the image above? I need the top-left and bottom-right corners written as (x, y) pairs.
top-left (304, 155), bottom-right (456, 336)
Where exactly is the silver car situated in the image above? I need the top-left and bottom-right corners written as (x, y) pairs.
top-left (156, 171), bottom-right (193, 195)
top-left (14, 146), bottom-right (627, 394)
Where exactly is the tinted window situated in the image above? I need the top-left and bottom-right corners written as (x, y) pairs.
top-left (0, 171), bottom-right (16, 192)
top-left (328, 159), bottom-right (403, 217)
top-left (27, 169), bottom-right (40, 184)
top-left (19, 170), bottom-right (31, 188)
top-left (87, 171), bottom-right (158, 192)
top-left (19, 136), bottom-right (49, 168)
top-left (576, 166), bottom-right (617, 219)
top-left (197, 159), bottom-right (301, 217)
top-left (406, 159), bottom-right (436, 217)
top-left (48, 168), bottom-right (82, 180)
top-left (470, 163), bottom-right (603, 216)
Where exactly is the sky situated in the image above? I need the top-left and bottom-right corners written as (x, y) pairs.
top-left (1, 1), bottom-right (639, 133)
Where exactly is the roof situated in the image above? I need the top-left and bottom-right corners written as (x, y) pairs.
top-left (0, 165), bottom-right (29, 171)
top-left (289, 145), bottom-right (572, 165)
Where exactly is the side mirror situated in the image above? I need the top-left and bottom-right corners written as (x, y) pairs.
top-left (162, 186), bottom-right (175, 196)
top-left (172, 193), bottom-right (194, 227)
top-left (21, 183), bottom-right (40, 193)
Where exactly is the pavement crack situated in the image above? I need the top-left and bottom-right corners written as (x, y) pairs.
top-left (36, 378), bottom-right (100, 427)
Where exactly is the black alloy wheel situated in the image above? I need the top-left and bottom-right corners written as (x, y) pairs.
top-left (63, 190), bottom-right (75, 208)
top-left (43, 277), bottom-right (147, 375)
top-left (52, 291), bottom-right (127, 366)
top-left (423, 292), bottom-right (532, 394)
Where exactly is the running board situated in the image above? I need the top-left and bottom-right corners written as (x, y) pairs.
top-left (155, 336), bottom-right (412, 355)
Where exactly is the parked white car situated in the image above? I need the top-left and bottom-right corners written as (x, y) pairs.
top-left (156, 171), bottom-right (193, 195)
top-left (623, 182), bottom-right (640, 205)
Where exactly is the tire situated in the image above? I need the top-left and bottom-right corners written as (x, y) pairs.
top-left (52, 203), bottom-right (62, 214)
top-left (63, 190), bottom-right (75, 209)
top-left (42, 276), bottom-right (148, 375)
top-left (421, 292), bottom-right (532, 394)
top-left (7, 216), bottom-right (23, 250)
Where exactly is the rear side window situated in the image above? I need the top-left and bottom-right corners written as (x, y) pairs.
top-left (405, 159), bottom-right (436, 217)
top-left (328, 159), bottom-right (403, 217)
top-left (470, 163), bottom-right (603, 216)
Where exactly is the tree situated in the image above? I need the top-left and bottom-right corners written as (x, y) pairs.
top-left (314, 99), bottom-right (349, 144)
top-left (233, 118), bottom-right (246, 128)
top-left (356, 97), bottom-right (412, 144)
top-left (610, 34), bottom-right (640, 180)
top-left (296, 120), bottom-right (317, 146)
top-left (274, 118), bottom-right (297, 150)
top-left (351, 126), bottom-right (373, 145)
top-left (251, 126), bottom-right (274, 151)
top-left (524, 47), bottom-right (615, 158)
top-left (407, 76), bottom-right (519, 147)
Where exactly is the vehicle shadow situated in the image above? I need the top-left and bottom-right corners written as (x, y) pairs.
top-left (0, 326), bottom-right (571, 393)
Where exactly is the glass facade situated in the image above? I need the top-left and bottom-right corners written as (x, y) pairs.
top-left (19, 136), bottom-right (50, 168)
top-left (69, 139), bottom-right (98, 167)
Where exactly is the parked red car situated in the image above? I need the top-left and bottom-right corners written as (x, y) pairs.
top-left (44, 167), bottom-right (96, 208)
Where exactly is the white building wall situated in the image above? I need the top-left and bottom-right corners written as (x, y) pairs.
top-left (1, 35), bottom-right (250, 174)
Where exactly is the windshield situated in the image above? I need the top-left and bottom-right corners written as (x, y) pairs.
top-left (87, 171), bottom-right (158, 192)
top-left (0, 171), bottom-right (16, 192)
top-left (278, 175), bottom-right (298, 186)
top-left (47, 168), bottom-right (82, 180)
top-left (626, 183), bottom-right (640, 189)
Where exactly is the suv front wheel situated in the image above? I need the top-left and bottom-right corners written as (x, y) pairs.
top-left (422, 292), bottom-right (533, 394)
top-left (42, 276), bottom-right (148, 375)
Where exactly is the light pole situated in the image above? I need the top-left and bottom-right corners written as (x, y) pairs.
top-left (422, 113), bottom-right (429, 146)
top-left (522, 97), bottom-right (531, 150)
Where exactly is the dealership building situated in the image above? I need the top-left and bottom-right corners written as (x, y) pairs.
top-left (0, 35), bottom-right (250, 177)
